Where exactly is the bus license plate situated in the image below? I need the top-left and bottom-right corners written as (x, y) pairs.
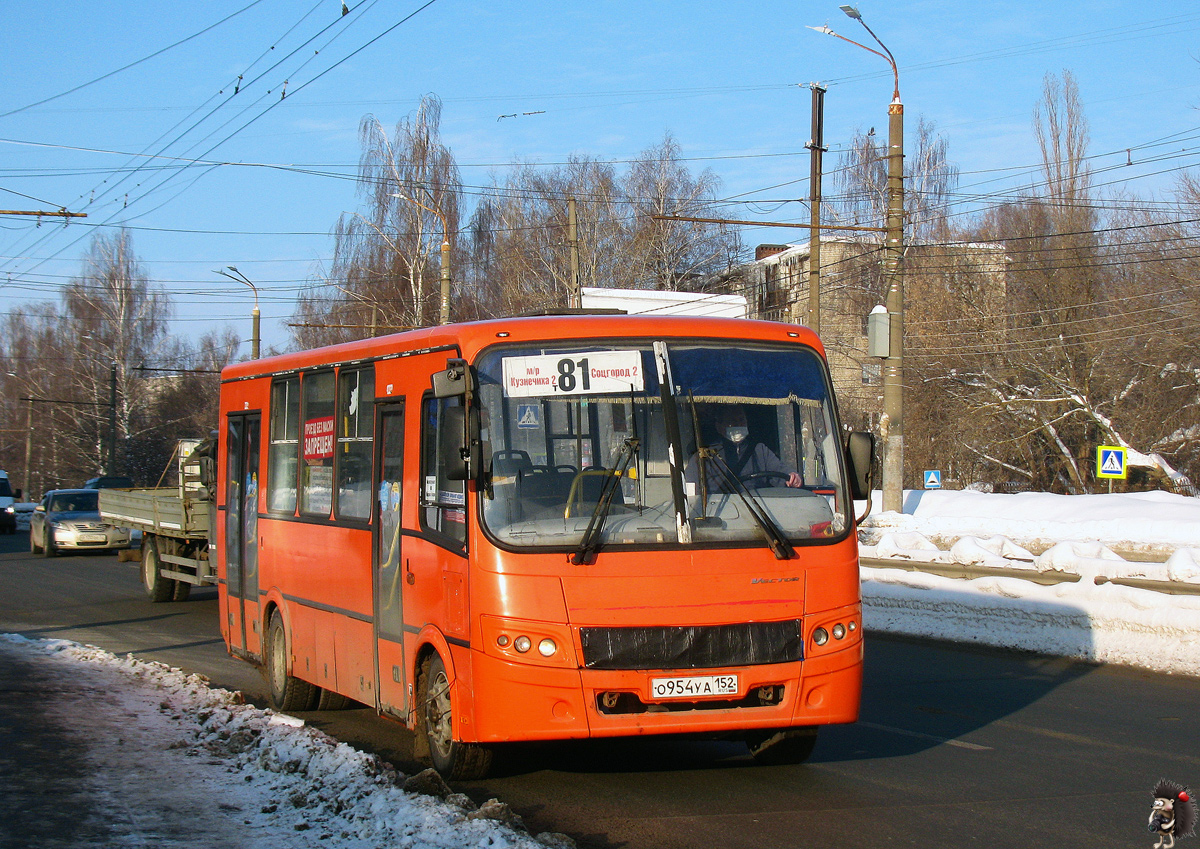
top-left (650, 674), bottom-right (738, 700)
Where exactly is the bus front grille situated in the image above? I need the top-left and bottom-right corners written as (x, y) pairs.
top-left (579, 621), bottom-right (802, 670)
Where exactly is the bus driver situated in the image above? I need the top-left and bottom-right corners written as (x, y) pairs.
top-left (686, 405), bottom-right (803, 493)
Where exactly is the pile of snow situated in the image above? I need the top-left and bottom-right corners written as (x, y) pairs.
top-left (858, 489), bottom-right (1200, 677)
top-left (861, 489), bottom-right (1200, 555)
top-left (0, 634), bottom-right (574, 849)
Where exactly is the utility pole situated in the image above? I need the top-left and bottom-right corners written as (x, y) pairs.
top-left (568, 197), bottom-right (581, 309)
top-left (108, 362), bottom-right (118, 474)
top-left (812, 5), bottom-right (905, 513)
top-left (805, 84), bottom-right (828, 334)
top-left (24, 397), bottom-right (33, 497)
top-left (438, 232), bottom-right (452, 325)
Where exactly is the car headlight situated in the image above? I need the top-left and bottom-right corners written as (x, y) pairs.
top-left (3, 506), bottom-right (12, 514)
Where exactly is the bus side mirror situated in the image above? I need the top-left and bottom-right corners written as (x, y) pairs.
top-left (431, 358), bottom-right (473, 398)
top-left (844, 431), bottom-right (875, 501)
top-left (440, 406), bottom-right (481, 481)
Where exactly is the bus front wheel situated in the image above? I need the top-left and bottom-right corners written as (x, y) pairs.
top-left (746, 727), bottom-right (819, 765)
top-left (418, 653), bottom-right (493, 780)
top-left (265, 611), bottom-right (318, 712)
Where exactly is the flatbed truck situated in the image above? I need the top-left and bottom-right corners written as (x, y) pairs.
top-left (98, 438), bottom-right (215, 602)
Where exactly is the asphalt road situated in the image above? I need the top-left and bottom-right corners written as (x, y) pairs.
top-left (1, 530), bottom-right (1196, 849)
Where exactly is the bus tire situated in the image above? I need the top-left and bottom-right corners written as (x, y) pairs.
top-left (746, 727), bottom-right (819, 766)
top-left (265, 611), bottom-right (318, 712)
top-left (316, 688), bottom-right (352, 711)
top-left (418, 653), bottom-right (493, 781)
top-left (141, 537), bottom-right (175, 603)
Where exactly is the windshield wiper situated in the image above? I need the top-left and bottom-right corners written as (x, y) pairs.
top-left (571, 437), bottom-right (638, 565)
top-left (703, 454), bottom-right (795, 560)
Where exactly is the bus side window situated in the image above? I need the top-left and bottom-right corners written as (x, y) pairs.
top-left (336, 367), bottom-right (374, 521)
top-left (268, 377), bottom-right (299, 514)
top-left (420, 395), bottom-right (467, 548)
top-left (301, 370), bottom-right (336, 517)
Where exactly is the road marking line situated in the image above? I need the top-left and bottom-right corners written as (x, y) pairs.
top-left (858, 720), bottom-right (993, 750)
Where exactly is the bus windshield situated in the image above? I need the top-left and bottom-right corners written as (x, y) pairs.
top-left (476, 339), bottom-right (849, 553)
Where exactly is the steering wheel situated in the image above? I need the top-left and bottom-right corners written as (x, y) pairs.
top-left (739, 470), bottom-right (792, 486)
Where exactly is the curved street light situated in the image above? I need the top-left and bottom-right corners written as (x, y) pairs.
top-left (810, 5), bottom-right (906, 513)
top-left (215, 266), bottom-right (261, 359)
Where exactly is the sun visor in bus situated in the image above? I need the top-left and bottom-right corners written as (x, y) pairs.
top-left (431, 358), bottom-right (474, 398)
top-left (668, 347), bottom-right (826, 401)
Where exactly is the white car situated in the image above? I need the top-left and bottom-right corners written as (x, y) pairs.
top-left (29, 489), bottom-right (131, 557)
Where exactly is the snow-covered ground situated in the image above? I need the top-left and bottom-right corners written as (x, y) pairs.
top-left (858, 489), bottom-right (1200, 677)
top-left (0, 634), bottom-right (573, 849)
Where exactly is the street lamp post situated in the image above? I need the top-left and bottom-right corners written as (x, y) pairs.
top-left (391, 192), bottom-right (452, 326)
top-left (216, 266), bottom-right (261, 359)
top-left (811, 5), bottom-right (905, 513)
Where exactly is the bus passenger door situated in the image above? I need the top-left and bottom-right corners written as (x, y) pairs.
top-left (373, 402), bottom-right (407, 717)
top-left (224, 412), bottom-right (262, 656)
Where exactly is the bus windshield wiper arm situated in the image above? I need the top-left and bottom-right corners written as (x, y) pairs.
top-left (705, 454), bottom-right (795, 560)
top-left (571, 438), bottom-right (638, 566)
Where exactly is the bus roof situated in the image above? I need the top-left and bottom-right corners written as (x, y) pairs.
top-left (221, 313), bottom-right (825, 382)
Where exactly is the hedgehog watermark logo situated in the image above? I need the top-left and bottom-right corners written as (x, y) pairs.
top-left (1149, 779), bottom-right (1197, 849)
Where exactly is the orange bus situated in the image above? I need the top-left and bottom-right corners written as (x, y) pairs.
top-left (216, 313), bottom-right (873, 778)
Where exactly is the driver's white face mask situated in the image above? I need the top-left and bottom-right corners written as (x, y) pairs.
top-left (725, 426), bottom-right (749, 444)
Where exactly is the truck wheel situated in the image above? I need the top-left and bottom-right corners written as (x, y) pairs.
top-left (418, 653), bottom-right (493, 780)
top-left (171, 580), bottom-right (191, 602)
top-left (746, 727), bottom-right (819, 765)
top-left (265, 611), bottom-right (318, 712)
top-left (141, 537), bottom-right (175, 603)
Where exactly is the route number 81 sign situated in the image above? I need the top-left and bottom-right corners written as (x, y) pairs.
top-left (502, 350), bottom-right (645, 398)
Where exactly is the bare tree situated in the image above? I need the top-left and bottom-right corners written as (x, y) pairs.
top-left (296, 95), bottom-right (462, 346)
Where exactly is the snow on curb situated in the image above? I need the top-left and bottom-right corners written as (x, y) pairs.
top-left (0, 634), bottom-right (575, 849)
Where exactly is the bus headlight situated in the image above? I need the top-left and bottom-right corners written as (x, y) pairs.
top-left (514, 635), bottom-right (532, 653)
top-left (538, 638), bottom-right (557, 657)
top-left (812, 627), bottom-right (829, 646)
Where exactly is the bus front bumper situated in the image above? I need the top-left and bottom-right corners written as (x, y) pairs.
top-left (468, 640), bottom-right (862, 744)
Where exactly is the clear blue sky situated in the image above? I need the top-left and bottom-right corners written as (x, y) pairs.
top-left (3, 1), bottom-right (1199, 355)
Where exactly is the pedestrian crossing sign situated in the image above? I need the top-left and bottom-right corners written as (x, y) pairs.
top-left (1096, 446), bottom-right (1127, 479)
top-left (516, 404), bottom-right (540, 429)
top-left (923, 470), bottom-right (942, 489)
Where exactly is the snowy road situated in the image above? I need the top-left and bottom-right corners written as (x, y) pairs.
top-left (2, 532), bottom-right (1197, 848)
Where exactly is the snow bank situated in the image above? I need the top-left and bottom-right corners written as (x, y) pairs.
top-left (863, 489), bottom-right (1200, 553)
top-left (857, 489), bottom-right (1200, 677)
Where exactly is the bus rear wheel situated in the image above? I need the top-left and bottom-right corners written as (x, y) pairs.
top-left (746, 727), bottom-right (819, 765)
top-left (418, 653), bottom-right (493, 780)
top-left (265, 611), bottom-right (318, 712)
